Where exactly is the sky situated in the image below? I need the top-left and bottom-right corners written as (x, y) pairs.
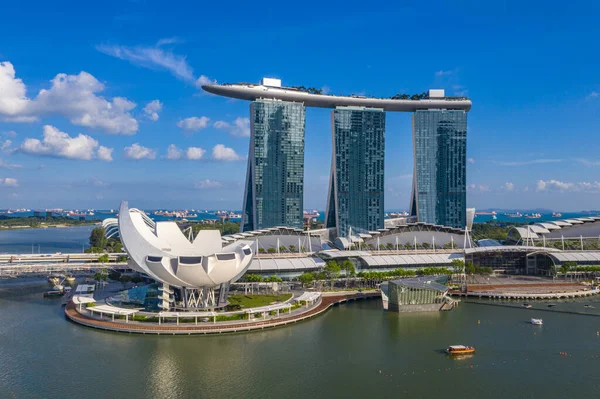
top-left (1, 0), bottom-right (600, 211)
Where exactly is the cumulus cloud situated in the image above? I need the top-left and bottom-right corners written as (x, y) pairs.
top-left (503, 182), bottom-right (515, 191)
top-left (97, 146), bottom-right (114, 162)
top-left (19, 125), bottom-right (113, 161)
top-left (165, 144), bottom-right (182, 160)
top-left (0, 62), bottom-right (139, 134)
top-left (186, 147), bottom-right (206, 160)
top-left (213, 117), bottom-right (250, 137)
top-left (1, 140), bottom-right (11, 151)
top-left (0, 177), bottom-right (18, 187)
top-left (587, 91), bottom-right (599, 99)
top-left (142, 100), bottom-right (162, 121)
top-left (97, 42), bottom-right (215, 89)
top-left (0, 62), bottom-right (29, 116)
top-left (123, 143), bottom-right (156, 160)
top-left (467, 157), bottom-right (475, 164)
top-left (195, 179), bottom-right (222, 189)
top-left (435, 70), bottom-right (453, 77)
top-left (177, 116), bottom-right (209, 131)
top-left (537, 179), bottom-right (600, 193)
top-left (212, 144), bottom-right (242, 161)
top-left (3, 130), bottom-right (17, 139)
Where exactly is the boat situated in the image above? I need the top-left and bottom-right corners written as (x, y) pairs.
top-left (65, 276), bottom-right (76, 284)
top-left (584, 304), bottom-right (595, 309)
top-left (446, 345), bottom-right (475, 355)
top-left (530, 318), bottom-right (543, 325)
top-left (43, 290), bottom-right (64, 298)
top-left (522, 303), bottom-right (532, 309)
top-left (552, 212), bottom-right (562, 218)
top-left (505, 212), bottom-right (523, 218)
top-left (48, 276), bottom-right (60, 285)
top-left (548, 304), bottom-right (557, 308)
top-left (525, 213), bottom-right (542, 219)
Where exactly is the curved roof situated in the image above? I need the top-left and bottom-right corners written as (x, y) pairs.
top-left (247, 257), bottom-right (325, 272)
top-left (118, 201), bottom-right (254, 288)
top-left (202, 84), bottom-right (472, 112)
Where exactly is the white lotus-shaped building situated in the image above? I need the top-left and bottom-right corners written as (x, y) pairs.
top-left (118, 201), bottom-right (253, 308)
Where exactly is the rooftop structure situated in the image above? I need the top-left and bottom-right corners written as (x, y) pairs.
top-left (202, 83), bottom-right (472, 112)
top-left (380, 276), bottom-right (451, 312)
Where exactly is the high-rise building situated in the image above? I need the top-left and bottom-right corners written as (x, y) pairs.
top-left (326, 107), bottom-right (385, 237)
top-left (241, 99), bottom-right (306, 232)
top-left (410, 109), bottom-right (467, 228)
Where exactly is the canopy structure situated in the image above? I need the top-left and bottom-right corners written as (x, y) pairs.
top-left (72, 295), bottom-right (96, 311)
top-left (245, 303), bottom-right (292, 316)
top-left (294, 292), bottom-right (321, 304)
top-left (87, 304), bottom-right (140, 322)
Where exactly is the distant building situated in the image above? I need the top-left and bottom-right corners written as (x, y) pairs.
top-left (241, 99), bottom-right (306, 231)
top-left (326, 107), bottom-right (385, 237)
top-left (410, 108), bottom-right (467, 228)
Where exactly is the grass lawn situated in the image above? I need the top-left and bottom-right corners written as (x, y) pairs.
top-left (227, 293), bottom-right (292, 309)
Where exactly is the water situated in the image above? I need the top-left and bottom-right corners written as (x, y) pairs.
top-left (0, 226), bottom-right (94, 254)
top-left (1, 286), bottom-right (599, 399)
top-left (475, 212), bottom-right (599, 224)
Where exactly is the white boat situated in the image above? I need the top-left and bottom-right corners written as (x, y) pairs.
top-left (530, 318), bottom-right (543, 325)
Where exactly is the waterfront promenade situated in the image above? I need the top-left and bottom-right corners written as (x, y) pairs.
top-left (65, 291), bottom-right (380, 335)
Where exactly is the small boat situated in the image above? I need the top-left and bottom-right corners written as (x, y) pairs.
top-left (446, 345), bottom-right (475, 355)
top-left (552, 212), bottom-right (562, 218)
top-left (548, 304), bottom-right (557, 308)
top-left (43, 290), bottom-right (64, 298)
top-left (584, 304), bottom-right (595, 309)
top-left (65, 276), bottom-right (76, 284)
top-left (530, 318), bottom-right (543, 325)
top-left (522, 303), bottom-right (532, 309)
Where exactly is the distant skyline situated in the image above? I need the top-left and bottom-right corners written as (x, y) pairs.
top-left (1, 0), bottom-right (600, 211)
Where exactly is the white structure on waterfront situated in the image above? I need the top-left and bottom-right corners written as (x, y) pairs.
top-left (118, 201), bottom-right (253, 309)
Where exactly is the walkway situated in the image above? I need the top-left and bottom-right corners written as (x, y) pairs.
top-left (65, 291), bottom-right (380, 335)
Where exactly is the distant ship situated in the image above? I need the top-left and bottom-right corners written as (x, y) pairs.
top-left (552, 212), bottom-right (562, 218)
top-left (386, 211), bottom-right (409, 218)
top-left (475, 211), bottom-right (497, 215)
top-left (525, 213), bottom-right (542, 219)
top-left (96, 209), bottom-right (116, 215)
top-left (303, 210), bottom-right (321, 218)
top-left (505, 212), bottom-right (523, 218)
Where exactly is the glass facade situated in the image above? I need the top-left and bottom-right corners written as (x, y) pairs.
top-left (242, 99), bottom-right (305, 231)
top-left (411, 110), bottom-right (467, 229)
top-left (326, 107), bottom-right (385, 237)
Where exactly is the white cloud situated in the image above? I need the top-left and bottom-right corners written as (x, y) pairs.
top-left (213, 117), bottom-right (250, 137)
top-left (0, 62), bottom-right (29, 116)
top-left (1, 140), bottom-right (11, 151)
top-left (536, 179), bottom-right (573, 192)
top-left (0, 159), bottom-right (21, 169)
top-left (195, 75), bottom-right (216, 88)
top-left (142, 100), bottom-right (162, 121)
top-left (503, 182), bottom-right (515, 191)
top-left (321, 85), bottom-right (331, 95)
top-left (3, 130), bottom-right (17, 138)
top-left (19, 125), bottom-right (113, 161)
top-left (123, 143), bottom-right (156, 160)
top-left (177, 116), bottom-right (210, 131)
top-left (97, 146), bottom-right (114, 162)
top-left (467, 157), bottom-right (475, 164)
top-left (0, 177), bottom-right (18, 187)
top-left (97, 42), bottom-right (215, 90)
top-left (0, 62), bottom-right (139, 134)
top-left (89, 177), bottom-right (110, 188)
top-left (212, 144), bottom-right (242, 161)
top-left (493, 159), bottom-right (562, 167)
top-left (165, 144), bottom-right (182, 160)
top-left (587, 91), bottom-right (599, 99)
top-left (186, 147), bottom-right (206, 160)
top-left (195, 179), bottom-right (222, 189)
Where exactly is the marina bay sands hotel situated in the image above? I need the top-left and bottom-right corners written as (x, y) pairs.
top-left (202, 79), bottom-right (472, 237)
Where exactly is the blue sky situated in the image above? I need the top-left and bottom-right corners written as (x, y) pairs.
top-left (1, 0), bottom-right (600, 211)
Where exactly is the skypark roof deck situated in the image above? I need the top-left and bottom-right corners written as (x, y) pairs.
top-left (202, 83), bottom-right (472, 112)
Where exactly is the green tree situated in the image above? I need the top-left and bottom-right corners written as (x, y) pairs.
top-left (98, 254), bottom-right (109, 263)
top-left (450, 259), bottom-right (465, 275)
top-left (93, 268), bottom-right (108, 283)
top-left (89, 227), bottom-right (107, 249)
top-left (245, 274), bottom-right (263, 282)
top-left (298, 272), bottom-right (314, 287)
top-left (131, 276), bottom-right (144, 285)
top-left (464, 262), bottom-right (476, 275)
top-left (85, 246), bottom-right (104, 254)
top-left (117, 255), bottom-right (128, 263)
top-left (289, 245), bottom-right (296, 252)
top-left (279, 246), bottom-right (287, 253)
top-left (267, 247), bottom-right (277, 254)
